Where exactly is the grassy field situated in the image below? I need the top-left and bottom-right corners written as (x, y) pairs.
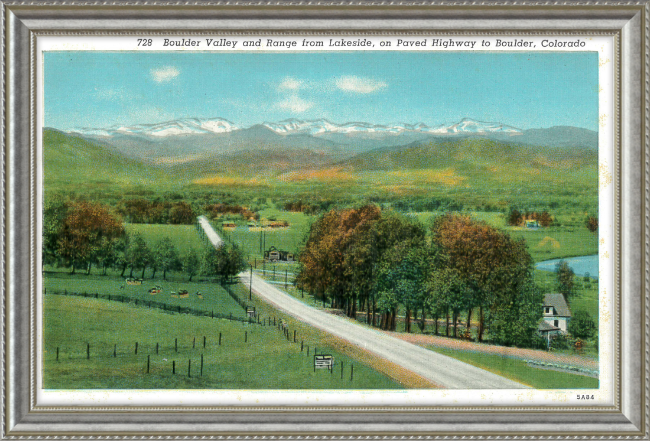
top-left (430, 347), bottom-right (598, 389)
top-left (43, 272), bottom-right (248, 319)
top-left (124, 223), bottom-right (205, 255)
top-left (44, 294), bottom-right (404, 389)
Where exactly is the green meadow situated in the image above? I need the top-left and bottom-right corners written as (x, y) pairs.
top-left (430, 347), bottom-right (598, 389)
top-left (43, 295), bottom-right (401, 389)
top-left (43, 272), bottom-right (248, 319)
top-left (125, 223), bottom-right (205, 255)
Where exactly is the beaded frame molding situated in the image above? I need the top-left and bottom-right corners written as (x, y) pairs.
top-left (3, 0), bottom-right (648, 438)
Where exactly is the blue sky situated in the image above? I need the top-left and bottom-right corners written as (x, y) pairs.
top-left (44, 51), bottom-right (599, 131)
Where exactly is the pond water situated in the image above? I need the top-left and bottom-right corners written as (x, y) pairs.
top-left (535, 255), bottom-right (599, 280)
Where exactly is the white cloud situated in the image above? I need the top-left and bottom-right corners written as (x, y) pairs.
top-left (278, 77), bottom-right (304, 91)
top-left (275, 95), bottom-right (313, 113)
top-left (335, 76), bottom-right (387, 94)
top-left (151, 66), bottom-right (180, 83)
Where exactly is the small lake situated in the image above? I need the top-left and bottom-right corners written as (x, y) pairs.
top-left (535, 255), bottom-right (599, 280)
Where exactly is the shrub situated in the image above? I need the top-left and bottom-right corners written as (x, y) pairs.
top-left (549, 333), bottom-right (571, 350)
top-left (568, 310), bottom-right (596, 339)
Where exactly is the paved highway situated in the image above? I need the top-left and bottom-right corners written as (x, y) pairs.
top-left (241, 273), bottom-right (527, 389)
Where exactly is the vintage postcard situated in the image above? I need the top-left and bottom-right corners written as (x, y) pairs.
top-left (37, 35), bottom-right (614, 407)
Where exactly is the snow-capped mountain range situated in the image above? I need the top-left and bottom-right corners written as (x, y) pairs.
top-left (67, 117), bottom-right (523, 139)
top-left (59, 116), bottom-right (596, 164)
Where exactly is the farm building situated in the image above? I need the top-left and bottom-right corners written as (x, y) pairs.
top-left (264, 246), bottom-right (294, 262)
top-left (267, 220), bottom-right (289, 229)
top-left (525, 220), bottom-right (540, 229)
top-left (538, 293), bottom-right (572, 336)
top-left (222, 221), bottom-right (237, 229)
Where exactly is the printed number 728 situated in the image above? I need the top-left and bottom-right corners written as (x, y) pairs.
top-left (138, 39), bottom-right (153, 46)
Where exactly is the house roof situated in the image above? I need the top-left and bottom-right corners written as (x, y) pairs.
top-left (543, 293), bottom-right (572, 317)
top-left (538, 320), bottom-right (561, 332)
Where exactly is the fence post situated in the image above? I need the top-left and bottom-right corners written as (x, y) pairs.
top-left (147, 355), bottom-right (150, 374)
top-left (172, 361), bottom-right (175, 374)
top-left (200, 354), bottom-right (204, 376)
top-left (219, 333), bottom-right (222, 346)
top-left (245, 331), bottom-right (247, 343)
top-left (211, 310), bottom-right (214, 319)
top-left (301, 341), bottom-right (303, 352)
top-left (351, 364), bottom-right (354, 381)
top-left (135, 342), bottom-right (138, 355)
top-left (294, 330), bottom-right (296, 343)
top-left (175, 338), bottom-right (178, 352)
top-left (156, 343), bottom-right (159, 355)
top-left (56, 347), bottom-right (59, 362)
top-left (188, 359), bottom-right (191, 378)
top-left (341, 361), bottom-right (344, 379)
top-left (193, 337), bottom-right (195, 349)
top-left (87, 343), bottom-right (90, 359)
top-left (203, 336), bottom-right (206, 348)
top-left (307, 345), bottom-right (309, 356)
top-left (114, 344), bottom-right (116, 358)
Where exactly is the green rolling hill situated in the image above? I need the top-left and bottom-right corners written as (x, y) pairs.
top-left (43, 129), bottom-right (168, 189)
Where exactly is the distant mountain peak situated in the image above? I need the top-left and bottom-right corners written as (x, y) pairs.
top-left (65, 116), bottom-right (567, 143)
top-left (68, 117), bottom-right (239, 138)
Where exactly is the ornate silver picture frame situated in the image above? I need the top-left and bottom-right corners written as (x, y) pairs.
top-left (3, 1), bottom-right (648, 438)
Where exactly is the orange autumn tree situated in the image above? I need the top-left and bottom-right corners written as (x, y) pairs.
top-left (297, 205), bottom-right (382, 318)
top-left (57, 201), bottom-right (125, 274)
top-left (430, 213), bottom-right (536, 341)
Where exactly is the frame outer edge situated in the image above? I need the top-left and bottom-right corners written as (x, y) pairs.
top-left (5, 5), bottom-right (31, 436)
top-left (3, 1), bottom-right (650, 438)
top-left (621, 4), bottom-right (646, 435)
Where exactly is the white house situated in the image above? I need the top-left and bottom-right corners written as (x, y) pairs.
top-left (538, 293), bottom-right (572, 342)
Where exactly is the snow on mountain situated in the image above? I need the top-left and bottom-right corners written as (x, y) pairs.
top-left (68, 117), bottom-right (239, 138)
top-left (261, 118), bottom-right (522, 137)
top-left (67, 117), bottom-right (523, 139)
top-left (427, 118), bottom-right (522, 135)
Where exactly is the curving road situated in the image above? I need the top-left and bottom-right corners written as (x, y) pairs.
top-left (197, 216), bottom-right (526, 389)
top-left (240, 273), bottom-right (527, 389)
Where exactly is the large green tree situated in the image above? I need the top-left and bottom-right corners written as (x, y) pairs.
top-left (202, 244), bottom-right (247, 284)
top-left (154, 237), bottom-right (180, 280)
top-left (374, 241), bottom-right (429, 332)
top-left (126, 234), bottom-right (151, 279)
top-left (555, 260), bottom-right (576, 299)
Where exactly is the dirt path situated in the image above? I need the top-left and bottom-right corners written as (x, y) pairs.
top-left (392, 332), bottom-right (598, 372)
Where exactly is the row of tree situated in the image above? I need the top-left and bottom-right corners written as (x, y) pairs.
top-left (116, 199), bottom-right (196, 225)
top-left (296, 206), bottom-right (543, 347)
top-left (44, 200), bottom-right (246, 282)
top-left (506, 209), bottom-right (554, 227)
